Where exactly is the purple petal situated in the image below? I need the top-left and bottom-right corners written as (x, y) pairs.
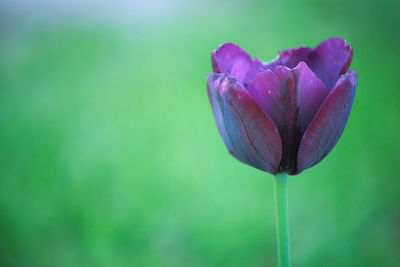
top-left (207, 73), bottom-right (282, 174)
top-left (243, 57), bottom-right (266, 88)
top-left (247, 66), bottom-right (296, 172)
top-left (279, 47), bottom-right (313, 69)
top-left (247, 63), bottom-right (330, 173)
top-left (263, 56), bottom-right (282, 71)
top-left (293, 62), bottom-right (330, 134)
top-left (262, 47), bottom-right (313, 71)
top-left (247, 70), bottom-right (282, 130)
top-left (211, 43), bottom-right (265, 87)
top-left (307, 37), bottom-right (353, 90)
top-left (262, 38), bottom-right (353, 91)
top-left (260, 66), bottom-right (298, 173)
top-left (296, 70), bottom-right (357, 174)
top-left (247, 62), bottom-right (329, 136)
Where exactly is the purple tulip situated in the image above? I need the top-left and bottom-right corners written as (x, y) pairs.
top-left (207, 38), bottom-right (357, 175)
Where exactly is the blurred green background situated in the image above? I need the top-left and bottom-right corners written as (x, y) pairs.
top-left (1, 0), bottom-right (399, 266)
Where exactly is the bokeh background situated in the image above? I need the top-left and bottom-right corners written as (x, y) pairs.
top-left (1, 0), bottom-right (399, 266)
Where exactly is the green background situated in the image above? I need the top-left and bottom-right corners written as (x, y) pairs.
top-left (1, 0), bottom-right (399, 266)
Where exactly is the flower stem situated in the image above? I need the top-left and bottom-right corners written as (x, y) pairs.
top-left (274, 173), bottom-right (291, 267)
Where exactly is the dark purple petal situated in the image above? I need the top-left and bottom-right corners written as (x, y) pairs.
top-left (247, 63), bottom-right (329, 136)
top-left (248, 66), bottom-right (296, 172)
top-left (296, 70), bottom-right (357, 174)
top-left (247, 70), bottom-right (281, 128)
top-left (211, 43), bottom-right (250, 83)
top-left (262, 47), bottom-right (313, 71)
top-left (207, 73), bottom-right (282, 174)
top-left (243, 58), bottom-right (266, 88)
top-left (211, 42), bottom-right (265, 87)
top-left (262, 38), bottom-right (353, 91)
top-left (247, 63), bottom-right (330, 173)
top-left (248, 67), bottom-right (292, 132)
top-left (263, 66), bottom-right (298, 173)
top-left (307, 37), bottom-right (353, 90)
top-left (263, 56), bottom-right (282, 71)
top-left (293, 62), bottom-right (330, 134)
top-left (279, 47), bottom-right (313, 69)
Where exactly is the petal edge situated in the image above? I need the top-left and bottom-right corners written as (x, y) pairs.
top-left (296, 70), bottom-right (357, 174)
top-left (207, 73), bottom-right (282, 174)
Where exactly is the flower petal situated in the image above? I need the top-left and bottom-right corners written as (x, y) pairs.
top-left (247, 70), bottom-right (281, 128)
top-left (307, 37), bottom-right (353, 90)
top-left (207, 73), bottom-right (282, 174)
top-left (248, 66), bottom-right (298, 172)
top-left (279, 47), bottom-right (313, 69)
top-left (296, 70), bottom-right (357, 174)
top-left (243, 57), bottom-right (266, 88)
top-left (262, 47), bottom-right (313, 71)
top-left (247, 62), bottom-right (329, 136)
top-left (247, 63), bottom-right (330, 174)
top-left (293, 62), bottom-right (330, 134)
top-left (211, 42), bottom-right (264, 87)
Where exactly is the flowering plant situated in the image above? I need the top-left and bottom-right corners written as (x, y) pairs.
top-left (207, 38), bottom-right (357, 266)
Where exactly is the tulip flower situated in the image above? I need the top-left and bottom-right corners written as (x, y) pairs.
top-left (206, 38), bottom-right (357, 267)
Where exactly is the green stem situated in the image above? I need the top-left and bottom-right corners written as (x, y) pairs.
top-left (274, 173), bottom-right (291, 267)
